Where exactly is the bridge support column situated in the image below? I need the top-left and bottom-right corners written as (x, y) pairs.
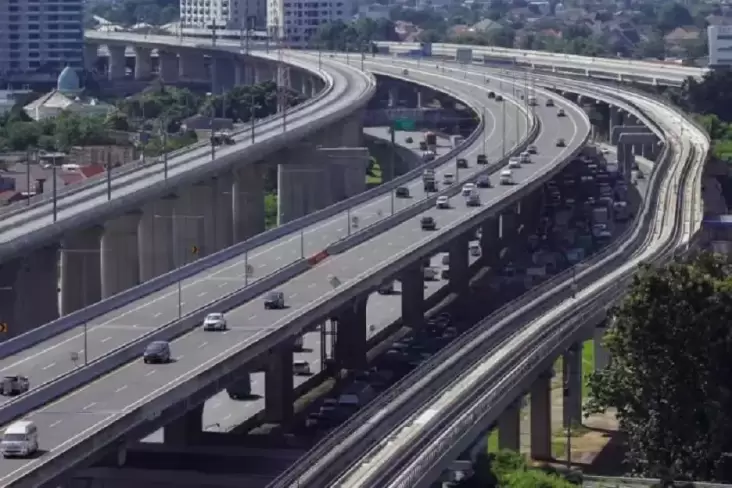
top-left (563, 343), bottom-right (583, 428)
top-left (177, 178), bottom-right (230, 259)
top-left (401, 263), bottom-right (424, 329)
top-left (138, 194), bottom-right (178, 282)
top-left (84, 44), bottom-right (98, 72)
top-left (232, 164), bottom-right (265, 242)
top-left (617, 143), bottom-right (635, 184)
top-left (60, 226), bottom-right (103, 316)
top-left (388, 86), bottom-right (398, 107)
top-left (530, 370), bottom-right (552, 460)
top-left (498, 399), bottom-right (521, 451)
top-left (101, 211), bottom-right (142, 299)
top-left (134, 47), bottom-right (152, 80)
top-left (500, 205), bottom-right (518, 260)
top-left (334, 297), bottom-right (368, 371)
top-left (317, 147), bottom-right (369, 202)
top-left (480, 217), bottom-right (500, 270)
top-left (608, 107), bottom-right (622, 141)
top-left (107, 45), bottom-right (126, 81)
top-left (521, 192), bottom-right (542, 234)
top-left (164, 405), bottom-right (203, 446)
top-left (265, 346), bottom-right (294, 424)
top-left (449, 232), bottom-right (470, 294)
top-left (158, 51), bottom-right (179, 82)
top-left (277, 161), bottom-right (332, 225)
top-left (594, 321), bottom-right (610, 370)
top-left (179, 51), bottom-right (206, 80)
top-left (0, 246), bottom-right (58, 338)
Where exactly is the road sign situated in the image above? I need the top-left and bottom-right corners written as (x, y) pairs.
top-left (0, 323), bottom-right (6, 333)
top-left (245, 264), bottom-right (254, 277)
top-left (191, 245), bottom-right (199, 255)
top-left (393, 118), bottom-right (415, 131)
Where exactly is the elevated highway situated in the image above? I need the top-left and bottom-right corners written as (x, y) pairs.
top-left (0, 54), bottom-right (590, 488)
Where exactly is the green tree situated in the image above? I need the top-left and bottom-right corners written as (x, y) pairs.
top-left (657, 3), bottom-right (693, 33)
top-left (586, 254), bottom-right (732, 481)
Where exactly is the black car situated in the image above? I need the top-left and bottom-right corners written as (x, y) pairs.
top-left (143, 341), bottom-right (171, 364)
top-left (488, 91), bottom-right (496, 98)
top-left (457, 158), bottom-right (468, 169)
top-left (476, 175), bottom-right (492, 188)
top-left (420, 216), bottom-right (437, 230)
top-left (476, 154), bottom-right (488, 165)
top-left (395, 186), bottom-right (410, 198)
top-left (495, 95), bottom-right (504, 102)
top-left (556, 138), bottom-right (566, 147)
top-left (528, 145), bottom-right (537, 154)
top-left (424, 180), bottom-right (437, 192)
top-left (546, 99), bottom-right (554, 107)
top-left (557, 109), bottom-right (566, 117)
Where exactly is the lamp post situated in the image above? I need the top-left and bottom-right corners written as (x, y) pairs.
top-left (60, 247), bottom-right (100, 365)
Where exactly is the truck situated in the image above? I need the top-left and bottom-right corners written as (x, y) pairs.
top-left (424, 131), bottom-right (437, 151)
top-left (226, 374), bottom-right (252, 400)
top-left (422, 169), bottom-right (437, 192)
top-left (450, 135), bottom-right (464, 148)
top-left (0, 376), bottom-right (29, 396)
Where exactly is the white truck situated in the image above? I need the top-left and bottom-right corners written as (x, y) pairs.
top-left (450, 135), bottom-right (465, 148)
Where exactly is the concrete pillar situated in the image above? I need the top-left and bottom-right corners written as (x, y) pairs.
top-left (84, 44), bottom-right (98, 72)
top-left (416, 90), bottom-right (423, 108)
top-left (608, 106), bottom-right (622, 139)
top-left (498, 400), bottom-right (521, 451)
top-left (388, 86), bottom-right (398, 107)
top-left (233, 164), bottom-right (265, 242)
top-left (617, 143), bottom-right (635, 183)
top-left (158, 51), bottom-right (179, 82)
top-left (500, 206), bottom-right (518, 260)
top-left (594, 321), bottom-right (610, 370)
top-left (101, 211), bottom-right (142, 299)
top-left (234, 62), bottom-right (244, 86)
top-left (309, 77), bottom-right (319, 98)
top-left (318, 147), bottom-right (369, 202)
top-left (334, 297), bottom-right (368, 371)
top-left (480, 217), bottom-right (500, 270)
top-left (179, 51), bottom-right (206, 80)
top-left (0, 246), bottom-right (58, 339)
top-left (521, 192), bottom-right (542, 234)
top-left (563, 343), bottom-right (583, 428)
top-left (138, 194), bottom-right (178, 282)
top-left (401, 263), bottom-right (424, 329)
top-left (60, 226), bottom-right (103, 316)
top-left (449, 233), bottom-right (470, 294)
top-left (107, 45), bottom-right (126, 81)
top-left (134, 47), bottom-right (152, 80)
top-left (277, 161), bottom-right (331, 225)
top-left (177, 178), bottom-right (232, 259)
top-left (163, 405), bottom-right (203, 446)
top-left (265, 347), bottom-right (294, 424)
top-left (530, 371), bottom-right (552, 460)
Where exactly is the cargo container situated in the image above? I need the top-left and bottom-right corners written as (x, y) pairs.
top-left (424, 131), bottom-right (437, 151)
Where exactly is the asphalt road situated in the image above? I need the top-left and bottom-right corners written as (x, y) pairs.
top-left (0, 57), bottom-right (371, 245)
top-left (0, 110), bottom-right (505, 402)
top-left (0, 63), bottom-right (589, 484)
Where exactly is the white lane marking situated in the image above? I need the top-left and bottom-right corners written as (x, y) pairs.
top-left (82, 402), bottom-right (97, 411)
top-left (223, 414), bottom-right (232, 421)
top-left (290, 293), bottom-right (298, 299)
top-left (218, 282), bottom-right (228, 288)
top-left (145, 370), bottom-right (156, 377)
top-left (308, 283), bottom-right (316, 288)
top-left (101, 337), bottom-right (112, 343)
top-left (42, 363), bottom-right (56, 371)
top-left (115, 385), bottom-right (128, 393)
top-left (198, 342), bottom-right (208, 349)
top-left (248, 315), bottom-right (257, 320)
top-left (153, 312), bottom-right (162, 318)
top-left (50, 420), bottom-right (62, 428)
top-left (198, 292), bottom-right (208, 297)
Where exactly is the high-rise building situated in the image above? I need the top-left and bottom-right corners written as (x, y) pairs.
top-left (0, 0), bottom-right (84, 79)
top-left (267, 0), bottom-right (354, 46)
top-left (180, 0), bottom-right (267, 31)
top-left (708, 25), bottom-right (732, 67)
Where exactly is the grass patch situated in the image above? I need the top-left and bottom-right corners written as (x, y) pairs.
top-left (551, 423), bottom-right (592, 459)
top-left (581, 339), bottom-right (595, 400)
top-left (487, 429), bottom-right (499, 453)
top-left (264, 192), bottom-right (277, 229)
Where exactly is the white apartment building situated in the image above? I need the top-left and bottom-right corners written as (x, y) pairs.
top-left (0, 0), bottom-right (84, 78)
top-left (267, 0), bottom-right (354, 46)
top-left (180, 0), bottom-right (267, 30)
top-left (708, 25), bottom-right (732, 66)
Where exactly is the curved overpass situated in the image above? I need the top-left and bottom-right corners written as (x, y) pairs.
top-left (0, 53), bottom-right (589, 488)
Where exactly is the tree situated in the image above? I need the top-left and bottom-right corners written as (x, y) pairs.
top-left (657, 3), bottom-right (693, 33)
top-left (586, 254), bottom-right (732, 482)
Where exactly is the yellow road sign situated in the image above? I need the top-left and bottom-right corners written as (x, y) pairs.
top-left (191, 245), bottom-right (199, 255)
top-left (0, 323), bottom-right (8, 333)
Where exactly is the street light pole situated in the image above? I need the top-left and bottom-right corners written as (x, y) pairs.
top-left (52, 159), bottom-right (58, 222)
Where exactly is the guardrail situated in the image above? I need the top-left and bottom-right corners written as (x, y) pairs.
top-left (1, 91), bottom-right (540, 488)
top-left (0, 73), bottom-right (482, 359)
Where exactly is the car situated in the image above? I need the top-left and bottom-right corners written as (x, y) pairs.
top-left (0, 376), bottom-right (29, 396)
top-left (461, 183), bottom-right (475, 196)
top-left (378, 281), bottom-right (395, 295)
top-left (495, 94), bottom-right (504, 101)
top-left (519, 151), bottom-right (531, 164)
top-left (466, 193), bottom-right (481, 207)
top-left (441, 268), bottom-right (449, 280)
top-left (528, 145), bottom-right (537, 154)
top-left (143, 341), bottom-right (171, 364)
top-left (457, 158), bottom-right (468, 168)
top-left (476, 154), bottom-right (488, 165)
top-left (442, 173), bottom-right (455, 185)
top-left (476, 175), bottom-right (492, 188)
top-left (395, 186), bottom-right (410, 198)
top-left (264, 290), bottom-right (285, 309)
top-left (293, 334), bottom-right (304, 351)
top-left (556, 138), bottom-right (566, 147)
top-left (405, 136), bottom-right (413, 143)
top-left (421, 216), bottom-right (437, 230)
top-left (423, 267), bottom-right (439, 281)
top-left (211, 133), bottom-right (235, 146)
top-left (557, 109), bottom-right (566, 117)
top-left (203, 312), bottom-right (227, 331)
top-left (424, 180), bottom-right (437, 192)
top-left (635, 169), bottom-right (645, 180)
top-left (293, 360), bottom-right (312, 376)
top-left (488, 91), bottom-right (496, 98)
top-left (402, 69), bottom-right (409, 75)
top-left (508, 158), bottom-right (521, 169)
top-left (546, 99), bottom-right (554, 106)
top-left (500, 169), bottom-right (514, 185)
top-left (436, 196), bottom-right (450, 209)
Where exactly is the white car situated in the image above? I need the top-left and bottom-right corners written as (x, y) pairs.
top-left (519, 151), bottom-right (531, 163)
top-left (436, 196), bottom-right (450, 209)
top-left (442, 173), bottom-right (455, 185)
top-left (461, 183), bottom-right (475, 196)
top-left (508, 158), bottom-right (521, 169)
top-left (500, 169), bottom-right (514, 185)
top-left (203, 313), bottom-right (227, 331)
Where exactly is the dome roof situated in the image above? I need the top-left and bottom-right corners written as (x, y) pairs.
top-left (57, 67), bottom-right (81, 93)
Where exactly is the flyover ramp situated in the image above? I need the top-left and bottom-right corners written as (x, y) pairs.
top-left (0, 62), bottom-right (582, 488)
top-left (0, 52), bottom-right (373, 263)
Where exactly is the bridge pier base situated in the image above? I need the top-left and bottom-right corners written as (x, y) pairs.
top-left (401, 263), bottom-right (424, 329)
top-left (179, 51), bottom-right (207, 81)
top-left (177, 178), bottom-right (228, 259)
top-left (164, 405), bottom-right (204, 446)
top-left (265, 346), bottom-right (294, 424)
top-left (138, 194), bottom-right (178, 282)
top-left (530, 370), bottom-right (552, 460)
top-left (107, 45), bottom-right (126, 81)
top-left (102, 211), bottom-right (142, 299)
top-left (0, 246), bottom-right (58, 338)
top-left (479, 217), bottom-right (500, 270)
top-left (158, 51), bottom-right (179, 82)
top-left (60, 226), bottom-right (103, 316)
top-left (498, 399), bottom-right (521, 451)
top-left (563, 343), bottom-right (583, 428)
top-left (449, 232), bottom-right (470, 294)
top-left (232, 164), bottom-right (265, 243)
top-left (334, 297), bottom-right (368, 371)
top-left (134, 47), bottom-right (152, 80)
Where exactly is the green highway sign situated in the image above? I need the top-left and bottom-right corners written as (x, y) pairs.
top-left (393, 118), bottom-right (416, 131)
